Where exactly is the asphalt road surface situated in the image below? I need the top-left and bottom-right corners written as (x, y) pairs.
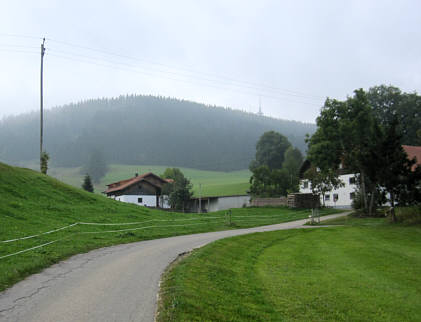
top-left (0, 212), bottom-right (348, 322)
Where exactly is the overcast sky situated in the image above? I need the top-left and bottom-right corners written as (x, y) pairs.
top-left (0, 0), bottom-right (420, 123)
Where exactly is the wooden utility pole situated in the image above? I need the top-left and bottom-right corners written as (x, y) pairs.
top-left (40, 38), bottom-right (45, 172)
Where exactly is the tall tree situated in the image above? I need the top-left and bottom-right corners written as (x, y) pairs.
top-left (368, 85), bottom-right (421, 145)
top-left (249, 166), bottom-right (290, 197)
top-left (162, 168), bottom-right (193, 211)
top-left (282, 146), bottom-right (303, 192)
top-left (376, 117), bottom-right (420, 221)
top-left (307, 89), bottom-right (378, 213)
top-left (250, 131), bottom-right (291, 171)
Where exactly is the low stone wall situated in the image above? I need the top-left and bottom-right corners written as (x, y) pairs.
top-left (251, 197), bottom-right (287, 207)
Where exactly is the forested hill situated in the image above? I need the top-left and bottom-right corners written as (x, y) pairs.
top-left (0, 95), bottom-right (316, 171)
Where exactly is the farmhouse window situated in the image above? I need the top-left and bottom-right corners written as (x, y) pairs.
top-left (325, 194), bottom-right (330, 201)
top-left (138, 197), bottom-right (143, 203)
top-left (349, 177), bottom-right (356, 184)
top-left (350, 192), bottom-right (355, 200)
top-left (333, 193), bottom-right (339, 201)
top-left (303, 181), bottom-right (309, 189)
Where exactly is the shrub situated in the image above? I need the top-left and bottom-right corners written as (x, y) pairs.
top-left (394, 206), bottom-right (421, 225)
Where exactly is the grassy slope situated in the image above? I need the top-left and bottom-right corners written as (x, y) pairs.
top-left (0, 162), bottom-right (336, 292)
top-left (47, 164), bottom-right (251, 197)
top-left (158, 217), bottom-right (421, 321)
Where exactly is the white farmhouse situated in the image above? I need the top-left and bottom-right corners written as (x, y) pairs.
top-left (299, 171), bottom-right (357, 208)
top-left (299, 145), bottom-right (421, 208)
top-left (104, 172), bottom-right (171, 208)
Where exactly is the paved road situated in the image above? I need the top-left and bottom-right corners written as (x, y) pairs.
top-left (0, 212), bottom-right (348, 322)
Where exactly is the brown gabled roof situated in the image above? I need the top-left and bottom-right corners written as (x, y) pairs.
top-left (104, 172), bottom-right (170, 194)
top-left (403, 145), bottom-right (421, 171)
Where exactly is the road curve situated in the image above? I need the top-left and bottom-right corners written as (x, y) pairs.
top-left (0, 212), bottom-right (348, 322)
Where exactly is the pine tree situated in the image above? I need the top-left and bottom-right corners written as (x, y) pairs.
top-left (82, 174), bottom-right (94, 193)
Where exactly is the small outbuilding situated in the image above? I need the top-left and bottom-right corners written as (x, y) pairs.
top-left (187, 195), bottom-right (251, 213)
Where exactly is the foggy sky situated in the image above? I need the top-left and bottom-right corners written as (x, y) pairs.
top-left (0, 0), bottom-right (420, 123)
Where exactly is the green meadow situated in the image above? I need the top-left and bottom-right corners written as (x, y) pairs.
top-left (158, 215), bottom-right (421, 321)
top-left (0, 162), bottom-right (337, 292)
top-left (47, 164), bottom-right (251, 197)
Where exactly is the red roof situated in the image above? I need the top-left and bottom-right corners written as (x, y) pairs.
top-left (104, 172), bottom-right (170, 194)
top-left (403, 145), bottom-right (421, 171)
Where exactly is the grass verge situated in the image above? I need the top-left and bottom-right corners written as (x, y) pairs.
top-left (157, 216), bottom-right (421, 321)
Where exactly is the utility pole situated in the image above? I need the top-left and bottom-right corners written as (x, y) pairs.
top-left (40, 37), bottom-right (46, 172)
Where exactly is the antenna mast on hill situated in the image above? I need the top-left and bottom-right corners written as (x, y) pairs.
top-left (258, 96), bottom-right (263, 116)
top-left (40, 38), bottom-right (45, 172)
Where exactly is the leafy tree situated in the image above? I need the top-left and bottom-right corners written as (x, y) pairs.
top-left (250, 131), bottom-right (291, 170)
top-left (307, 89), bottom-right (379, 213)
top-left (83, 149), bottom-right (108, 184)
top-left (282, 146), bottom-right (303, 192)
top-left (82, 174), bottom-right (94, 192)
top-left (40, 151), bottom-right (49, 174)
top-left (249, 131), bottom-right (302, 197)
top-left (368, 85), bottom-right (421, 145)
top-left (308, 87), bottom-right (420, 216)
top-left (376, 118), bottom-right (420, 221)
top-left (304, 167), bottom-right (343, 206)
top-left (161, 168), bottom-right (185, 183)
top-left (249, 165), bottom-right (290, 197)
top-left (162, 168), bottom-right (193, 211)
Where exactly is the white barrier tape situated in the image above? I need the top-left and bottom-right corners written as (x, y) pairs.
top-left (0, 213), bottom-right (312, 260)
top-left (0, 239), bottom-right (62, 260)
top-left (231, 212), bottom-right (306, 219)
top-left (78, 216), bottom-right (223, 226)
top-left (1, 223), bottom-right (78, 243)
top-left (1, 212), bottom-right (309, 245)
top-left (79, 220), bottom-right (225, 235)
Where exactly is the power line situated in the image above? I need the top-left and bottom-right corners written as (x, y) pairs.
top-left (0, 34), bottom-right (324, 103)
top-left (0, 48), bottom-right (38, 55)
top-left (47, 51), bottom-right (321, 108)
top-left (0, 33), bottom-right (43, 40)
top-left (47, 47), bottom-right (320, 102)
top-left (46, 37), bottom-right (324, 100)
top-left (0, 34), bottom-right (324, 109)
top-left (0, 44), bottom-right (39, 49)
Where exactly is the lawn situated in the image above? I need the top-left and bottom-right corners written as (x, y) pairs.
top-left (158, 216), bottom-right (421, 321)
top-left (47, 164), bottom-right (251, 197)
top-left (0, 162), bottom-right (337, 292)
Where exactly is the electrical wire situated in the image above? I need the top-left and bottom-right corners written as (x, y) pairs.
top-left (45, 37), bottom-right (324, 100)
top-left (47, 51), bottom-right (321, 107)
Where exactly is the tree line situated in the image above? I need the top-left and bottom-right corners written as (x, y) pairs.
top-left (0, 95), bottom-right (315, 172)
